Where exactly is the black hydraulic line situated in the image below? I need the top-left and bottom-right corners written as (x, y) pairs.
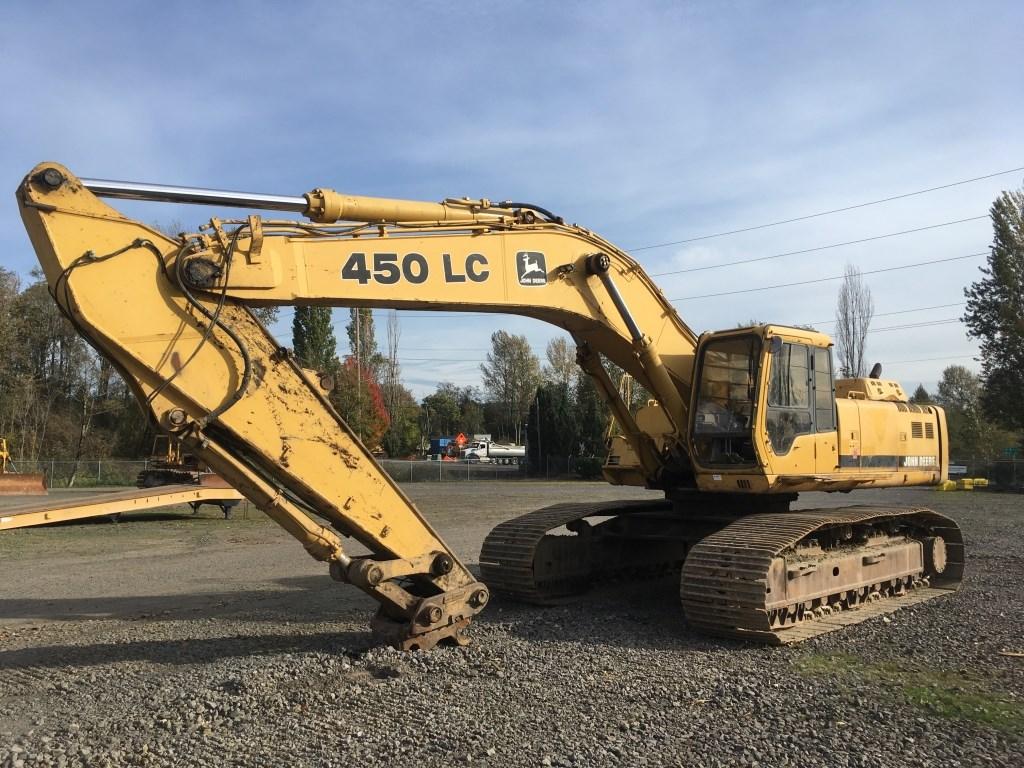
top-left (494, 201), bottom-right (563, 223)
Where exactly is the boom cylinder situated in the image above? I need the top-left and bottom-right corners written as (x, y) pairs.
top-left (78, 176), bottom-right (509, 225)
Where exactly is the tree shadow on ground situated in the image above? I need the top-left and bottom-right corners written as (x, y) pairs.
top-left (0, 575), bottom-right (372, 624)
top-left (0, 567), bottom-right (749, 664)
top-left (0, 628), bottom-right (373, 670)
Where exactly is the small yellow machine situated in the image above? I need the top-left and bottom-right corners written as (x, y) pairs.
top-left (15, 163), bottom-right (962, 648)
top-left (0, 438), bottom-right (47, 495)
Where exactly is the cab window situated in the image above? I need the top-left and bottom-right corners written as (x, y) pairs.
top-left (766, 343), bottom-right (812, 454)
top-left (693, 335), bottom-right (760, 466)
top-left (813, 347), bottom-right (835, 432)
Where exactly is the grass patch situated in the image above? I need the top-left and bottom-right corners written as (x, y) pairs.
top-left (795, 652), bottom-right (1024, 734)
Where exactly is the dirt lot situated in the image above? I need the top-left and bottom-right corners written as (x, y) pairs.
top-left (1, 482), bottom-right (1022, 767)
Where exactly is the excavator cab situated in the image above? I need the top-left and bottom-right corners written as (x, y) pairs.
top-left (688, 324), bottom-right (945, 494)
top-left (689, 325), bottom-right (839, 492)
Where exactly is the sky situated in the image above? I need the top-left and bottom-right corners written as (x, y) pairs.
top-left (2, 1), bottom-right (1022, 398)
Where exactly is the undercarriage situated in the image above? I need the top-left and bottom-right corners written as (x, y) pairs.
top-left (480, 497), bottom-right (963, 643)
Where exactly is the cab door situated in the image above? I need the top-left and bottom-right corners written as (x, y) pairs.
top-left (762, 341), bottom-right (817, 477)
top-left (811, 346), bottom-right (839, 474)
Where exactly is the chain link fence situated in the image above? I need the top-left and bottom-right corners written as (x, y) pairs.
top-left (532, 455), bottom-right (605, 480)
top-left (16, 459), bottom-right (149, 488)
top-left (948, 458), bottom-right (1024, 491)
top-left (15, 458), bottom-right (534, 488)
top-left (380, 459), bottom-right (527, 483)
top-left (28, 455), bottom-right (1015, 489)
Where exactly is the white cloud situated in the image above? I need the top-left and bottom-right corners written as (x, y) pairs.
top-left (1, 1), bottom-right (1019, 397)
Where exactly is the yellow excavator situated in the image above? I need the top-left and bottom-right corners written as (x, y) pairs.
top-left (16, 163), bottom-right (962, 649)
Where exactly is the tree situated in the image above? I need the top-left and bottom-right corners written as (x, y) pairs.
top-left (573, 372), bottom-right (607, 456)
top-left (834, 264), bottom-right (874, 378)
top-left (330, 357), bottom-right (389, 448)
top-left (934, 365), bottom-right (1017, 461)
top-left (964, 187), bottom-right (1024, 431)
top-left (381, 384), bottom-right (420, 457)
top-left (379, 311), bottom-right (419, 456)
top-left (526, 381), bottom-right (577, 469)
top-left (910, 384), bottom-right (932, 404)
top-left (346, 308), bottom-right (384, 379)
top-left (421, 383), bottom-right (485, 439)
top-left (480, 331), bottom-right (540, 444)
top-left (292, 307), bottom-right (336, 371)
top-left (543, 337), bottom-right (577, 388)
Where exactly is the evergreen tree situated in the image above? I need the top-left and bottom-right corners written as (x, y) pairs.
top-left (380, 383), bottom-right (420, 457)
top-left (573, 372), bottom-right (606, 456)
top-left (526, 382), bottom-right (577, 469)
top-left (910, 384), bottom-right (931, 404)
top-left (964, 187), bottom-right (1024, 430)
top-left (292, 307), bottom-right (336, 371)
top-left (935, 365), bottom-right (1018, 461)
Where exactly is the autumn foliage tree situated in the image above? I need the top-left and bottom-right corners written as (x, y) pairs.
top-left (330, 357), bottom-right (390, 449)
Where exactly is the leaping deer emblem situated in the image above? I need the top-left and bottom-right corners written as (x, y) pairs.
top-left (519, 253), bottom-right (543, 277)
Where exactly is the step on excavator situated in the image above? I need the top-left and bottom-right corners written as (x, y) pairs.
top-left (16, 163), bottom-right (963, 649)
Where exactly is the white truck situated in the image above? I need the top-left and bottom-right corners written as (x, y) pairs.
top-left (461, 440), bottom-right (526, 465)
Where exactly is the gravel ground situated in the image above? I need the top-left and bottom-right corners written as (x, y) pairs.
top-left (0, 482), bottom-right (1022, 767)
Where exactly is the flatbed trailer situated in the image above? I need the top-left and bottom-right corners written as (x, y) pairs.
top-left (0, 485), bottom-right (244, 531)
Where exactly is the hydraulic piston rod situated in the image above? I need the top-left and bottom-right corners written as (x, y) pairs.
top-left (80, 177), bottom-right (309, 212)
top-left (586, 252), bottom-right (688, 432)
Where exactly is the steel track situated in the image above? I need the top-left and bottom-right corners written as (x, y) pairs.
top-left (480, 501), bottom-right (963, 644)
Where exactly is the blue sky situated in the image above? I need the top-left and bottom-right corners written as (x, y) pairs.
top-left (2, 1), bottom-right (1022, 397)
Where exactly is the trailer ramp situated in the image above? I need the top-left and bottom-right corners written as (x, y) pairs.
top-left (0, 485), bottom-right (244, 531)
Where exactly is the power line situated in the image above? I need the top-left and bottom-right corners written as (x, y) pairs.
top-left (879, 354), bottom-right (977, 365)
top-left (868, 318), bottom-right (962, 333)
top-left (805, 302), bottom-right (965, 327)
top-left (649, 215), bottom-right (986, 276)
top-left (672, 251), bottom-right (987, 301)
top-left (627, 165), bottom-right (1023, 251)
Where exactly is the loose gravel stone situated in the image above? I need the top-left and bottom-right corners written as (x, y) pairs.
top-left (0, 484), bottom-right (1021, 767)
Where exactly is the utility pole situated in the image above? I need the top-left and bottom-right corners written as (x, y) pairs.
top-left (355, 309), bottom-right (363, 442)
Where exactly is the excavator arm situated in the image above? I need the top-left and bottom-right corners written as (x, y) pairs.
top-left (16, 163), bottom-right (698, 647)
top-left (18, 164), bottom-right (502, 649)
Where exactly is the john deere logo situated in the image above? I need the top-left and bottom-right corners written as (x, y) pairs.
top-left (516, 251), bottom-right (547, 286)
